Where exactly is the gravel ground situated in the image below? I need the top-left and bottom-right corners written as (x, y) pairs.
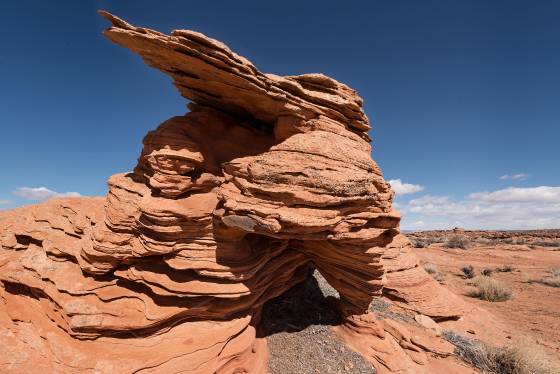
top-left (261, 271), bottom-right (376, 374)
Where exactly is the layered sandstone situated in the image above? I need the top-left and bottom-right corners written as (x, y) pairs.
top-left (0, 11), bottom-right (466, 373)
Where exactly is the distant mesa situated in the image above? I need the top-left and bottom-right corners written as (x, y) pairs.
top-left (0, 11), bottom-right (466, 373)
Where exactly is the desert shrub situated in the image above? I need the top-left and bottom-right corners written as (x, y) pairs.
top-left (443, 330), bottom-right (560, 374)
top-left (411, 237), bottom-right (443, 248)
top-left (541, 277), bottom-right (560, 287)
top-left (538, 268), bottom-right (560, 288)
top-left (423, 263), bottom-right (444, 281)
top-left (411, 238), bottom-right (429, 248)
top-left (531, 240), bottom-right (560, 248)
top-left (461, 265), bottom-right (476, 279)
top-left (482, 268), bottom-right (494, 277)
top-left (447, 235), bottom-right (471, 249)
top-left (469, 276), bottom-right (512, 302)
top-left (432, 236), bottom-right (445, 243)
top-left (496, 265), bottom-right (515, 272)
top-left (475, 237), bottom-right (492, 245)
top-left (423, 263), bottom-right (438, 275)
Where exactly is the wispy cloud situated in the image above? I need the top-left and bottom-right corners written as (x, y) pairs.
top-left (399, 186), bottom-right (560, 230)
top-left (469, 186), bottom-right (560, 203)
top-left (411, 220), bottom-right (425, 227)
top-left (0, 199), bottom-right (12, 205)
top-left (409, 195), bottom-right (450, 207)
top-left (13, 187), bottom-right (81, 201)
top-left (499, 173), bottom-right (529, 181)
top-left (388, 179), bottom-right (424, 196)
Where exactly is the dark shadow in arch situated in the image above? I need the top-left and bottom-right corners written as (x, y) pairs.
top-left (256, 271), bottom-right (341, 338)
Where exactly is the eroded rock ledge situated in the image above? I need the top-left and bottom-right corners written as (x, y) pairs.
top-left (0, 11), bottom-right (466, 373)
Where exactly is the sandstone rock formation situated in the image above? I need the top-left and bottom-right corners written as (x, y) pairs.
top-left (0, 11), bottom-right (467, 373)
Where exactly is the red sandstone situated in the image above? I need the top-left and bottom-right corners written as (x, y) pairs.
top-left (0, 12), bottom-right (474, 373)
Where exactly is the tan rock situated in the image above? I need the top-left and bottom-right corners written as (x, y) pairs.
top-left (414, 314), bottom-right (442, 336)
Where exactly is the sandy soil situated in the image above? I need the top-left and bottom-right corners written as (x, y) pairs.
top-left (261, 271), bottom-right (375, 373)
top-left (413, 239), bottom-right (560, 356)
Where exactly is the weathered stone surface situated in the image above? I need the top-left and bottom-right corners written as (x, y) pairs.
top-left (0, 11), bottom-right (467, 374)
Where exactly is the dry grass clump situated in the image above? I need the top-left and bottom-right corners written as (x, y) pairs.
top-left (446, 234), bottom-right (471, 249)
top-left (411, 236), bottom-right (443, 248)
top-left (423, 263), bottom-right (444, 281)
top-left (443, 330), bottom-right (560, 374)
top-left (469, 276), bottom-right (512, 301)
top-left (482, 268), bottom-right (494, 277)
top-left (475, 237), bottom-right (493, 245)
top-left (531, 240), bottom-right (560, 248)
top-left (541, 277), bottom-right (560, 287)
top-left (461, 265), bottom-right (476, 279)
top-left (423, 263), bottom-right (438, 275)
top-left (538, 268), bottom-right (560, 288)
top-left (411, 237), bottom-right (430, 248)
top-left (496, 265), bottom-right (515, 272)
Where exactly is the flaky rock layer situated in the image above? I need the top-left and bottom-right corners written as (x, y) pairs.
top-left (0, 11), bottom-right (465, 374)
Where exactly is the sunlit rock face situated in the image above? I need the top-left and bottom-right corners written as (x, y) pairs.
top-left (0, 11), bottom-right (464, 374)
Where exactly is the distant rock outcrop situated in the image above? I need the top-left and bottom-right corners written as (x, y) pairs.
top-left (0, 12), bottom-right (466, 373)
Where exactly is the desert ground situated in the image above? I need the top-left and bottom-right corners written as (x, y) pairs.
top-left (259, 230), bottom-right (560, 373)
top-left (408, 229), bottom-right (560, 357)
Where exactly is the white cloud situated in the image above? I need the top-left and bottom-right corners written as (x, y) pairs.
top-left (409, 195), bottom-right (450, 206)
top-left (0, 199), bottom-right (11, 205)
top-left (411, 220), bottom-right (425, 227)
top-left (399, 186), bottom-right (560, 230)
top-left (388, 179), bottom-right (424, 195)
top-left (499, 173), bottom-right (529, 181)
top-left (13, 187), bottom-right (81, 201)
top-left (469, 186), bottom-right (560, 204)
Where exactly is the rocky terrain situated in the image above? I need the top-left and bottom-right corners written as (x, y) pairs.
top-left (408, 228), bottom-right (560, 249)
top-left (408, 229), bottom-right (560, 357)
top-left (1, 10), bottom-right (558, 374)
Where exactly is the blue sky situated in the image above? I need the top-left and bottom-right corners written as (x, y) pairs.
top-left (1, 1), bottom-right (559, 230)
